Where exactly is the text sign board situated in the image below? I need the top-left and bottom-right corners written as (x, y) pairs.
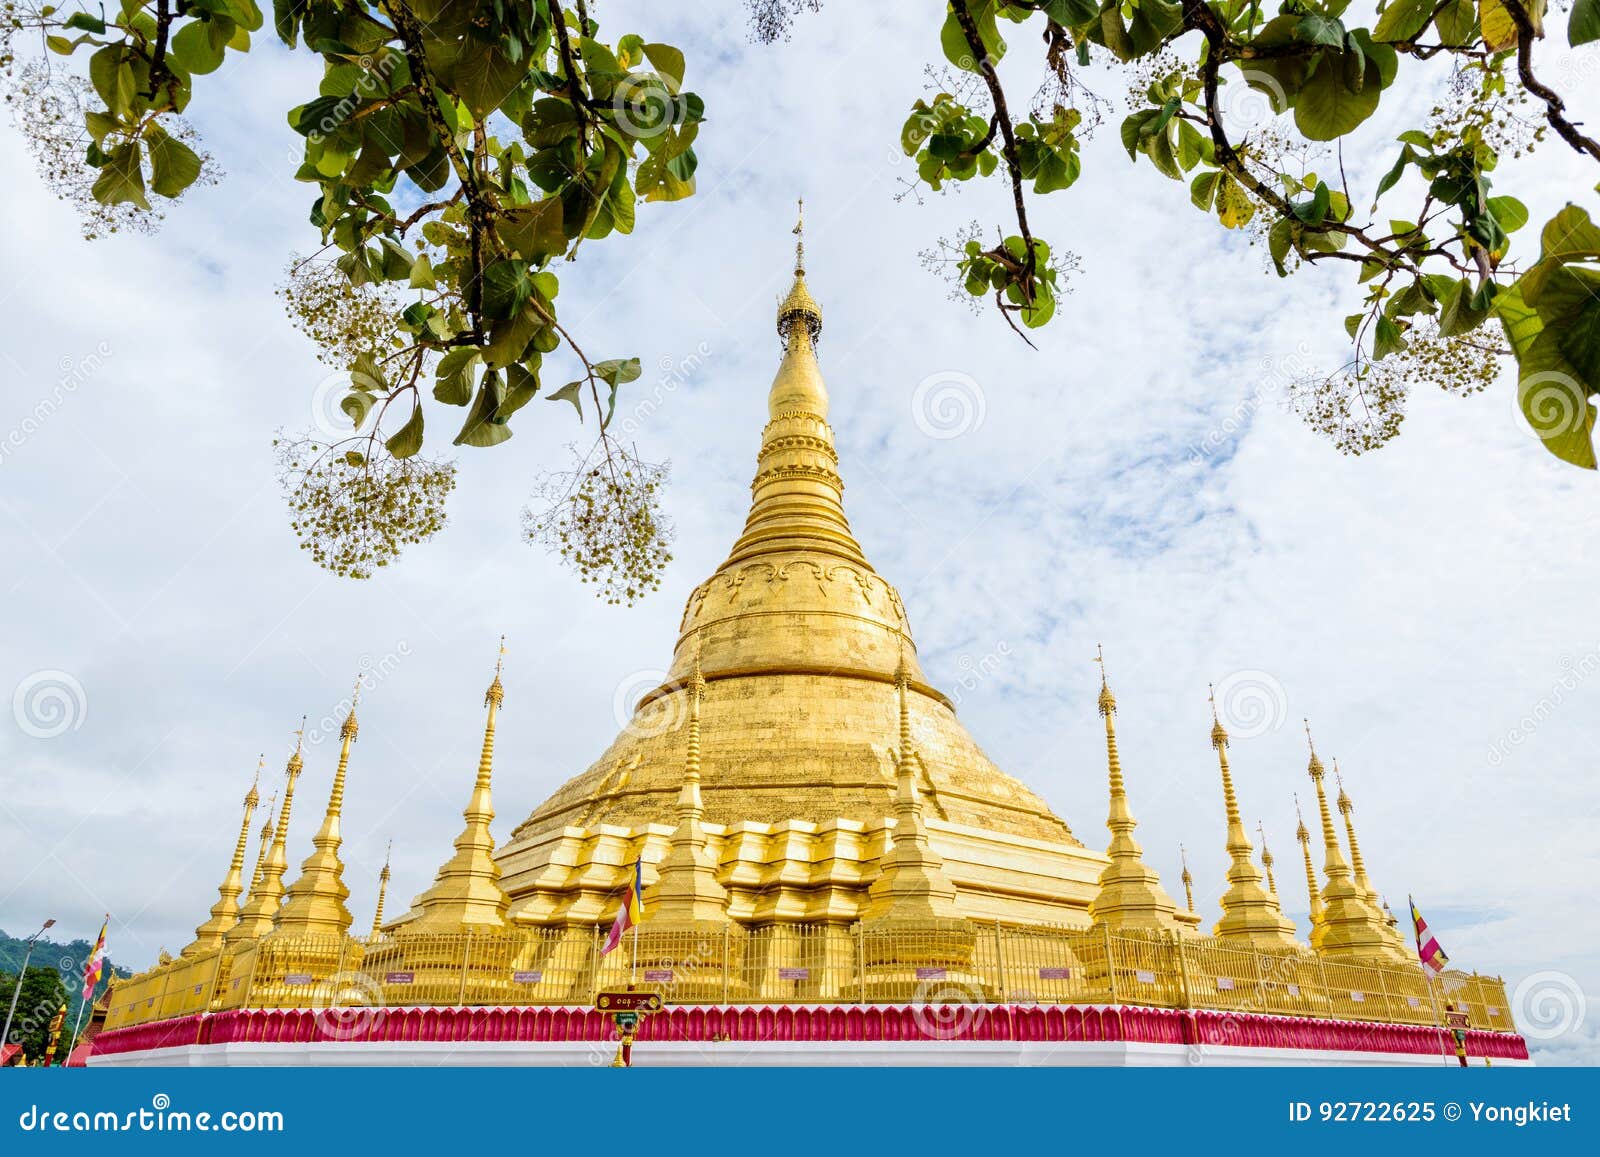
top-left (284, 973), bottom-right (314, 986)
top-left (643, 969), bottom-right (674, 983)
top-left (512, 970), bottom-right (544, 984)
top-left (915, 968), bottom-right (946, 980)
top-left (596, 991), bottom-right (663, 1013)
top-left (778, 967), bottom-right (809, 980)
top-left (1037, 967), bottom-right (1072, 980)
top-left (385, 971), bottom-right (415, 985)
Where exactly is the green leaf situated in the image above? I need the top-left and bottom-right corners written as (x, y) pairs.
top-left (408, 252), bottom-right (436, 289)
top-left (434, 348), bottom-right (479, 406)
top-left (340, 390), bottom-right (375, 429)
top-left (1486, 195), bottom-right (1529, 233)
top-left (449, 39), bottom-right (526, 117)
top-left (171, 16), bottom-right (228, 76)
top-left (1297, 13), bottom-right (1346, 45)
top-left (1294, 50), bottom-right (1382, 141)
top-left (499, 198), bottom-right (568, 262)
top-left (1574, 0), bottom-right (1600, 44)
top-left (642, 42), bottom-right (685, 90)
top-left (1495, 280), bottom-right (1598, 468)
top-left (1190, 170), bottom-right (1220, 212)
top-left (480, 259), bottom-right (536, 320)
top-left (1434, 0), bottom-right (1478, 44)
top-left (591, 357), bottom-right (642, 429)
top-left (1373, 315), bottom-right (1406, 359)
top-left (63, 11), bottom-right (106, 32)
top-left (1372, 0), bottom-right (1435, 41)
top-left (385, 405), bottom-right (424, 459)
top-left (454, 370), bottom-right (513, 447)
top-left (547, 380), bottom-right (584, 420)
top-left (91, 141), bottom-right (149, 209)
top-left (144, 126), bottom-right (203, 197)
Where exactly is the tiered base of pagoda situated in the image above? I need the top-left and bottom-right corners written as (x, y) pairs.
top-left (87, 1005), bottom-right (1530, 1067)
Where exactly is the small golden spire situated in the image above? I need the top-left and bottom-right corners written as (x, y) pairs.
top-left (1257, 820), bottom-right (1277, 895)
top-left (250, 790), bottom-right (277, 891)
top-left (228, 724), bottom-right (307, 943)
top-left (862, 639), bottom-right (961, 922)
top-left (1180, 844), bottom-right (1195, 913)
top-left (1209, 685), bottom-right (1296, 947)
top-left (1333, 760), bottom-right (1410, 955)
top-left (1294, 792), bottom-right (1323, 932)
top-left (182, 757), bottom-right (265, 956)
top-left (398, 639), bottom-right (511, 931)
top-left (1088, 646), bottom-right (1179, 931)
top-left (1303, 721), bottom-right (1397, 959)
top-left (276, 686), bottom-right (361, 937)
top-left (370, 840), bottom-right (392, 939)
top-left (649, 643), bottom-right (728, 925)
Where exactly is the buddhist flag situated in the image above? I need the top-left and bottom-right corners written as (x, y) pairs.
top-left (602, 861), bottom-right (644, 956)
top-left (81, 917), bottom-right (108, 1001)
top-left (1410, 895), bottom-right (1449, 976)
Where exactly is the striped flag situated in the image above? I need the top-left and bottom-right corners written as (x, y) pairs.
top-left (601, 861), bottom-right (644, 956)
top-left (1409, 895), bottom-right (1449, 976)
top-left (81, 917), bottom-right (108, 1001)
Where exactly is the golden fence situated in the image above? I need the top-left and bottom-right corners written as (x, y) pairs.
top-left (102, 924), bottom-right (1516, 1035)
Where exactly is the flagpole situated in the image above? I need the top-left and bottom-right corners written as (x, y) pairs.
top-left (65, 995), bottom-right (88, 1065)
top-left (630, 859), bottom-right (640, 985)
top-left (66, 913), bottom-right (106, 1065)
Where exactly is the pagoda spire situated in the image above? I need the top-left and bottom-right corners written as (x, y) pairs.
top-left (1179, 845), bottom-right (1195, 913)
top-left (1207, 687), bottom-right (1297, 947)
top-left (722, 202), bottom-right (866, 572)
top-left (1257, 820), bottom-right (1278, 895)
top-left (250, 789), bottom-right (277, 893)
top-left (1303, 722), bottom-right (1397, 959)
top-left (275, 683), bottom-right (361, 937)
top-left (862, 647), bottom-right (962, 921)
top-left (229, 722), bottom-right (306, 942)
top-left (370, 841), bottom-right (392, 939)
top-left (182, 757), bottom-right (263, 956)
top-left (649, 648), bottom-right (731, 924)
top-left (1334, 761), bottom-right (1411, 955)
top-left (1086, 646), bottom-right (1180, 930)
top-left (400, 640), bottom-right (512, 931)
top-left (1294, 793), bottom-right (1324, 936)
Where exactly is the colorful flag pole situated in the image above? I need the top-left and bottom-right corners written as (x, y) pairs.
top-left (68, 915), bottom-right (109, 1059)
top-left (1410, 896), bottom-right (1455, 1066)
top-left (601, 861), bottom-right (645, 982)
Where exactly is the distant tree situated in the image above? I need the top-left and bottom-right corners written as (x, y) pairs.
top-left (0, 966), bottom-right (69, 1063)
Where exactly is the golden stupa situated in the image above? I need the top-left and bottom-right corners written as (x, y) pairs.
top-left (489, 213), bottom-right (1102, 931)
top-left (97, 213), bottom-right (1525, 1065)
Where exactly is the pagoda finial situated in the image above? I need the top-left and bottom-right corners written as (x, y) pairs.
top-left (275, 681), bottom-right (362, 937)
top-left (1210, 689), bottom-right (1297, 947)
top-left (1294, 792), bottom-right (1324, 932)
top-left (250, 790), bottom-right (277, 892)
top-left (182, 757), bottom-right (265, 956)
top-left (1088, 647), bottom-right (1180, 931)
top-left (648, 648), bottom-right (728, 925)
top-left (1331, 761), bottom-right (1410, 955)
top-left (1257, 820), bottom-right (1277, 895)
top-left (794, 196), bottom-right (806, 276)
top-left (1303, 723), bottom-right (1398, 959)
top-left (397, 640), bottom-right (511, 932)
top-left (776, 199), bottom-right (822, 345)
top-left (228, 727), bottom-right (307, 942)
top-left (370, 840), bottom-right (392, 939)
top-left (1179, 844), bottom-right (1195, 912)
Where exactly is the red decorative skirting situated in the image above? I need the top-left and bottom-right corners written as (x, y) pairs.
top-left (90, 1005), bottom-right (1530, 1062)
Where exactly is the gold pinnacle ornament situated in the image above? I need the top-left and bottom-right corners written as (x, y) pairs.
top-left (1086, 646), bottom-right (1181, 931)
top-left (1208, 687), bottom-right (1297, 947)
top-left (182, 756), bottom-right (263, 956)
top-left (1303, 722), bottom-right (1400, 960)
top-left (228, 722), bottom-right (306, 943)
top-left (648, 647), bottom-right (731, 924)
top-left (275, 685), bottom-right (360, 937)
top-left (1257, 820), bottom-right (1278, 896)
top-left (398, 640), bottom-right (512, 932)
top-left (370, 840), bottom-right (392, 939)
top-left (1294, 792), bottom-right (1323, 937)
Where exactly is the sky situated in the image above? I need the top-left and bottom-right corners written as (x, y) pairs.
top-left (1, 4), bottom-right (1596, 1063)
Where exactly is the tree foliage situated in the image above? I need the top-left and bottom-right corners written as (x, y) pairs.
top-left (860, 0), bottom-right (1600, 466)
top-left (4, 0), bottom-right (691, 593)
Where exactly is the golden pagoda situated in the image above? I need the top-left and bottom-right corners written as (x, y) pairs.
top-left (227, 727), bottom-right (305, 943)
top-left (494, 207), bottom-right (1104, 929)
top-left (1207, 689), bottom-right (1298, 948)
top-left (180, 757), bottom-right (261, 957)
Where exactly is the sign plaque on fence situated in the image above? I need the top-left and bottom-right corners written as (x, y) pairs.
top-left (284, 973), bottom-right (314, 986)
top-left (914, 968), bottom-right (946, 980)
top-left (1135, 970), bottom-right (1155, 984)
top-left (1350, 991), bottom-right (1365, 1002)
top-left (596, 991), bottom-right (663, 1012)
top-left (1215, 977), bottom-right (1234, 991)
top-left (193, 984), bottom-right (204, 995)
top-left (512, 970), bottom-right (543, 984)
top-left (1038, 967), bottom-right (1071, 980)
top-left (778, 967), bottom-right (809, 980)
top-left (643, 969), bottom-right (674, 983)
top-left (385, 971), bottom-right (415, 985)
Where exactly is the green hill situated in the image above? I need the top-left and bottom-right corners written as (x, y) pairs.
top-left (1, 928), bottom-right (133, 1059)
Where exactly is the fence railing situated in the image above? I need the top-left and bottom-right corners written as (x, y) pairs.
top-left (102, 924), bottom-right (1516, 1036)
